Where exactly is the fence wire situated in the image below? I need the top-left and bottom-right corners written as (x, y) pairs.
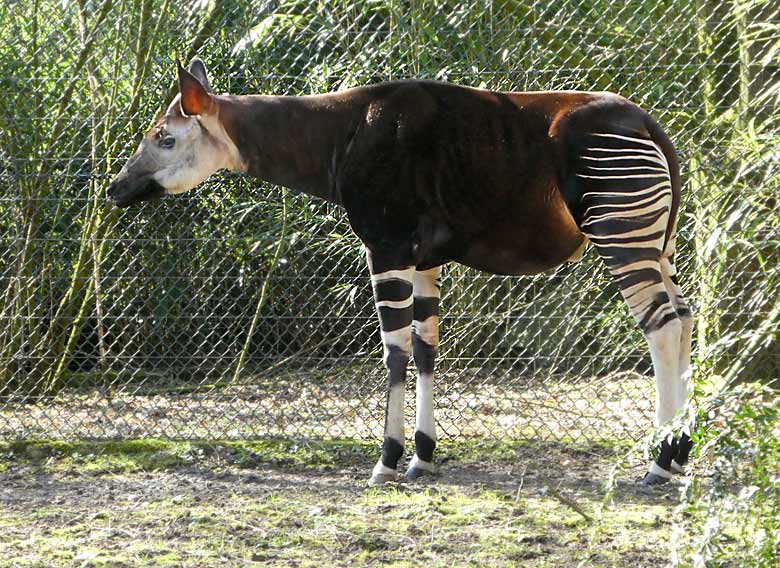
top-left (0, 0), bottom-right (778, 444)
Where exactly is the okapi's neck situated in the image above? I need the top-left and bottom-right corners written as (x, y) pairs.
top-left (216, 94), bottom-right (354, 204)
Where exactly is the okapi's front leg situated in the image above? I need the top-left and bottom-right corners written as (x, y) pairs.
top-left (367, 253), bottom-right (415, 486)
top-left (406, 266), bottom-right (442, 480)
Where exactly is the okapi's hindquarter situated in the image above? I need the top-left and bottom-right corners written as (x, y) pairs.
top-left (553, 94), bottom-right (693, 482)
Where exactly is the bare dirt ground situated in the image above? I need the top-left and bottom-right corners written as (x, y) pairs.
top-left (0, 439), bottom-right (686, 567)
top-left (0, 370), bottom-right (654, 442)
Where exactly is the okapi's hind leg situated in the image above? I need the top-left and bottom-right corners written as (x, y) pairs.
top-left (366, 252), bottom-right (415, 486)
top-left (590, 245), bottom-right (684, 485)
top-left (576, 131), bottom-right (686, 485)
top-left (405, 266), bottom-right (442, 480)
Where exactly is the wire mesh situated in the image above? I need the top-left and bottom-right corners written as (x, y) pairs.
top-left (0, 0), bottom-right (778, 444)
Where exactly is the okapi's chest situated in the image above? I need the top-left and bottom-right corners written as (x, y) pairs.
top-left (331, 82), bottom-right (593, 275)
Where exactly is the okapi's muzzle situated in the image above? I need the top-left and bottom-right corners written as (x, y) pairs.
top-left (106, 175), bottom-right (166, 208)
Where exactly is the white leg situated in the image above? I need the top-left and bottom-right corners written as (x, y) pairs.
top-left (647, 319), bottom-right (682, 426)
top-left (660, 256), bottom-right (694, 472)
top-left (660, 256), bottom-right (692, 414)
top-left (613, 274), bottom-right (683, 484)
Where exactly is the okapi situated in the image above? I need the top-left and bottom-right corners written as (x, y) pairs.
top-left (107, 58), bottom-right (693, 486)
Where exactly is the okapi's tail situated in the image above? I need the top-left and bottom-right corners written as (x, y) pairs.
top-left (644, 114), bottom-right (682, 258)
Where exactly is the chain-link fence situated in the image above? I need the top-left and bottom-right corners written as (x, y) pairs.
top-left (0, 0), bottom-right (778, 444)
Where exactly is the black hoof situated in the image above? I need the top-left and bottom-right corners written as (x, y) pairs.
top-left (405, 467), bottom-right (435, 481)
top-left (675, 433), bottom-right (693, 468)
top-left (641, 472), bottom-right (671, 486)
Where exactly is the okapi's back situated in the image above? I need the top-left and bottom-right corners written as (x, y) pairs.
top-left (220, 80), bottom-right (678, 276)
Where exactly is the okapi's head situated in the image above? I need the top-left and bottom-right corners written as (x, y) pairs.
top-left (107, 58), bottom-right (243, 207)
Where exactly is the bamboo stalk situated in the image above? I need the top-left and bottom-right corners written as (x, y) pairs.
top-left (691, 0), bottom-right (720, 369)
top-left (734, 0), bottom-right (751, 130)
top-left (79, 0), bottom-right (109, 371)
top-left (232, 193), bottom-right (290, 383)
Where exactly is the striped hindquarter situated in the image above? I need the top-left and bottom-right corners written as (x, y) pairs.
top-left (576, 132), bottom-right (693, 482)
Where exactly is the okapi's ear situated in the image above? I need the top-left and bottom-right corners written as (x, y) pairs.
top-left (187, 56), bottom-right (212, 93)
top-left (177, 59), bottom-right (213, 116)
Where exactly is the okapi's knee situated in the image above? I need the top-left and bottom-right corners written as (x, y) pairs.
top-left (384, 344), bottom-right (410, 384)
top-left (412, 331), bottom-right (435, 376)
top-left (638, 291), bottom-right (679, 336)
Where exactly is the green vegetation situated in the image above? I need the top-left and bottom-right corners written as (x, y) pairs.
top-left (0, 0), bottom-right (777, 394)
top-left (673, 383), bottom-right (780, 566)
top-left (0, 437), bottom-right (585, 473)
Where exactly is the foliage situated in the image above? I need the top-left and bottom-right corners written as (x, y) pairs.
top-left (673, 383), bottom-right (780, 567)
top-left (0, 0), bottom-right (775, 398)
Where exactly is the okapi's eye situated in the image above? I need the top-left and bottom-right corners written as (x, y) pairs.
top-left (159, 137), bottom-right (176, 149)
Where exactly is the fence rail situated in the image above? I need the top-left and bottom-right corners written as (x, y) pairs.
top-left (0, 0), bottom-right (778, 443)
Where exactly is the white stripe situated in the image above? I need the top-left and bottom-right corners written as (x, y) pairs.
top-left (412, 267), bottom-right (442, 298)
top-left (582, 153), bottom-right (668, 167)
top-left (582, 181), bottom-right (672, 199)
top-left (584, 202), bottom-right (669, 224)
top-left (371, 269), bottom-right (414, 283)
top-left (592, 238), bottom-right (662, 250)
top-left (416, 373), bottom-right (436, 444)
top-left (412, 316), bottom-right (439, 347)
top-left (589, 132), bottom-right (658, 147)
top-left (385, 382), bottom-right (406, 444)
top-left (611, 259), bottom-right (663, 276)
top-left (586, 165), bottom-right (667, 172)
top-left (582, 154), bottom-right (660, 161)
top-left (584, 191), bottom-right (671, 217)
top-left (381, 326), bottom-right (412, 351)
top-left (585, 147), bottom-right (661, 156)
top-left (582, 210), bottom-right (665, 228)
top-left (375, 297), bottom-right (414, 310)
top-left (622, 280), bottom-right (663, 302)
top-left (577, 173), bottom-right (668, 180)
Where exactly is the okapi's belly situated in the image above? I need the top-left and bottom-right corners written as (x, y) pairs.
top-left (452, 193), bottom-right (586, 276)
